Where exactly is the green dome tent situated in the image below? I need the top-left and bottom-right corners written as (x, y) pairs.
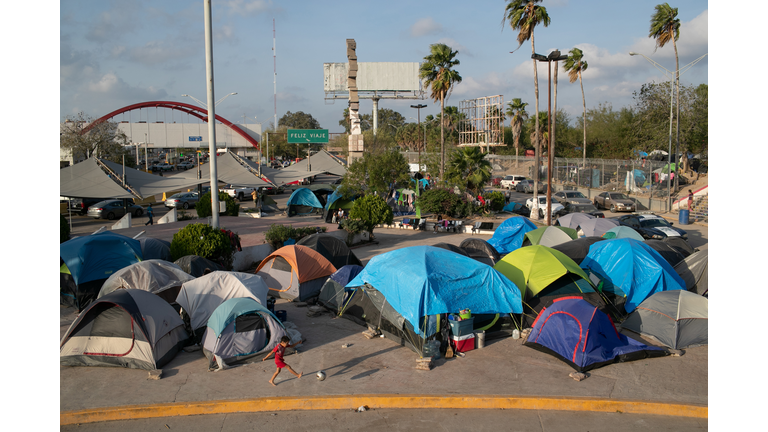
top-left (522, 226), bottom-right (578, 247)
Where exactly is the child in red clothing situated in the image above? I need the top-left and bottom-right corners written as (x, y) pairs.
top-left (262, 336), bottom-right (303, 386)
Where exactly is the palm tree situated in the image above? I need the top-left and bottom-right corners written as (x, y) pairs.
top-left (503, 0), bottom-right (550, 217)
top-left (505, 98), bottom-right (529, 167)
top-left (420, 43), bottom-right (462, 180)
top-left (446, 146), bottom-right (492, 196)
top-left (649, 2), bottom-right (681, 188)
top-left (563, 48), bottom-right (589, 168)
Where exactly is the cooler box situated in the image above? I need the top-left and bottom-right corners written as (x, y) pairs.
top-left (449, 316), bottom-right (474, 337)
top-left (451, 334), bottom-right (475, 353)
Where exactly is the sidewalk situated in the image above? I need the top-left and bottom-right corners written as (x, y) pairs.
top-left (60, 213), bottom-right (708, 426)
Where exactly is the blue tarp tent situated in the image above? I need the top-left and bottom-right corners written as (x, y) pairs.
top-left (286, 187), bottom-right (324, 216)
top-left (502, 202), bottom-right (523, 213)
top-left (60, 232), bottom-right (143, 311)
top-left (346, 246), bottom-right (522, 335)
top-left (487, 216), bottom-right (537, 254)
top-left (524, 296), bottom-right (666, 372)
top-left (580, 238), bottom-right (686, 313)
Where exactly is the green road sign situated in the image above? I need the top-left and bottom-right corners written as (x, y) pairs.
top-left (287, 129), bottom-right (329, 143)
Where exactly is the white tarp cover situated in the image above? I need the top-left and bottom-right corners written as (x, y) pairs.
top-left (60, 158), bottom-right (135, 199)
top-left (175, 271), bottom-right (269, 332)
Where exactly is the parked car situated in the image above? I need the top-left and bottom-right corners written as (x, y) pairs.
top-left (69, 197), bottom-right (107, 215)
top-left (553, 190), bottom-right (592, 205)
top-left (176, 161), bottom-right (195, 170)
top-left (617, 213), bottom-right (687, 240)
top-left (556, 202), bottom-right (604, 218)
top-left (164, 192), bottom-right (199, 209)
top-left (501, 175), bottom-right (527, 190)
top-left (261, 185), bottom-right (284, 195)
top-left (87, 199), bottom-right (144, 220)
top-left (593, 191), bottom-right (637, 213)
top-left (221, 185), bottom-right (257, 201)
top-left (525, 196), bottom-right (564, 218)
top-left (152, 162), bottom-right (175, 172)
top-left (515, 179), bottom-right (546, 194)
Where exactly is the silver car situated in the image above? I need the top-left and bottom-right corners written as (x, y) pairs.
top-left (554, 190), bottom-right (592, 205)
top-left (87, 200), bottom-right (144, 220)
top-left (164, 192), bottom-right (199, 209)
top-left (593, 192), bottom-right (637, 213)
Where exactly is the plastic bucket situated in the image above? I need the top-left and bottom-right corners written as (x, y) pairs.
top-left (459, 309), bottom-right (472, 320)
top-left (679, 209), bottom-right (690, 225)
top-left (275, 310), bottom-right (287, 322)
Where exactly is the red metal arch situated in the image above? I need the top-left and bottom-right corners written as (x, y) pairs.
top-left (83, 101), bottom-right (259, 150)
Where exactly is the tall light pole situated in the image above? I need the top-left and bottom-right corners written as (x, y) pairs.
top-left (629, 52), bottom-right (707, 211)
top-left (411, 104), bottom-right (427, 174)
top-left (533, 50), bottom-right (568, 225)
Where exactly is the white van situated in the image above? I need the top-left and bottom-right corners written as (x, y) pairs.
top-left (500, 175), bottom-right (527, 189)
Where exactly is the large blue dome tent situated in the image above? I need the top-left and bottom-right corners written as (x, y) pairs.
top-left (487, 216), bottom-right (537, 254)
top-left (286, 187), bottom-right (324, 216)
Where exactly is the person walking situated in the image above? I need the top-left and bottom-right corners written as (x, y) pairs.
top-left (145, 204), bottom-right (154, 226)
top-left (263, 336), bottom-right (303, 386)
top-left (687, 189), bottom-right (694, 209)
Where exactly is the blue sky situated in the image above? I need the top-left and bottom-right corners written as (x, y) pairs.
top-left (60, 1), bottom-right (708, 133)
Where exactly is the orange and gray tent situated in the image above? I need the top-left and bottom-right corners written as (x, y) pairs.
top-left (60, 289), bottom-right (188, 370)
top-left (621, 290), bottom-right (708, 349)
top-left (255, 245), bottom-right (337, 301)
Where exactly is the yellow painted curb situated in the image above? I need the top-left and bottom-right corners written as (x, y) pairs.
top-left (61, 395), bottom-right (707, 425)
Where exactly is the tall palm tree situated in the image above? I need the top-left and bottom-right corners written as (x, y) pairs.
top-left (506, 98), bottom-right (529, 167)
top-left (503, 0), bottom-right (550, 216)
top-left (563, 48), bottom-right (589, 168)
top-left (420, 43), bottom-right (462, 180)
top-left (446, 146), bottom-right (492, 196)
top-left (649, 2), bottom-right (681, 188)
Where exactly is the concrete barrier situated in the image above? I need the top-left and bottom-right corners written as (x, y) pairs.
top-left (158, 208), bottom-right (177, 224)
top-left (111, 214), bottom-right (132, 230)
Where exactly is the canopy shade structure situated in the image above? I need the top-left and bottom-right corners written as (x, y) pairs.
top-left (164, 152), bottom-right (270, 188)
top-left (99, 159), bottom-right (211, 196)
top-left (282, 150), bottom-right (347, 177)
top-left (60, 158), bottom-right (136, 199)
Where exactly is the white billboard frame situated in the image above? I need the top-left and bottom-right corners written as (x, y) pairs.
top-left (324, 62), bottom-right (424, 100)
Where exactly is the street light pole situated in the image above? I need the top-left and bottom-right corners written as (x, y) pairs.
top-left (629, 52), bottom-right (707, 211)
top-left (533, 50), bottom-right (567, 225)
top-left (203, 0), bottom-right (220, 228)
top-left (411, 104), bottom-right (427, 173)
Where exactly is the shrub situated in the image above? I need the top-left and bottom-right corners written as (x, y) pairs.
top-left (60, 214), bottom-right (70, 243)
top-left (340, 219), bottom-right (368, 245)
top-left (170, 223), bottom-right (237, 270)
top-left (416, 188), bottom-right (463, 217)
top-left (484, 191), bottom-right (506, 212)
top-left (349, 194), bottom-right (393, 238)
top-left (453, 198), bottom-right (479, 218)
top-left (264, 224), bottom-right (327, 249)
top-left (196, 191), bottom-right (239, 218)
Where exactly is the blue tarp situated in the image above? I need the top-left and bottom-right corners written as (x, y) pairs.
top-left (580, 238), bottom-right (685, 313)
top-left (330, 265), bottom-right (364, 287)
top-left (502, 202), bottom-right (523, 213)
top-left (346, 246), bottom-right (522, 335)
top-left (487, 216), bottom-right (537, 254)
top-left (60, 232), bottom-right (143, 285)
top-left (525, 297), bottom-right (666, 372)
top-left (633, 169), bottom-right (646, 185)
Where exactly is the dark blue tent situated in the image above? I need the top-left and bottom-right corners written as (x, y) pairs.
top-left (317, 265), bottom-right (365, 313)
top-left (60, 232), bottom-right (143, 311)
top-left (487, 216), bottom-right (537, 254)
top-left (580, 238), bottom-right (685, 313)
top-left (524, 296), bottom-right (667, 372)
top-left (286, 187), bottom-right (324, 216)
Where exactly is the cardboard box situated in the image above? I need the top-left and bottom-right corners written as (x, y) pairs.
top-left (451, 334), bottom-right (475, 353)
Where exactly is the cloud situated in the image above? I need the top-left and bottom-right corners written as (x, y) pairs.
top-left (452, 72), bottom-right (507, 99)
top-left (215, 25), bottom-right (238, 44)
top-left (128, 39), bottom-right (198, 66)
top-left (60, 43), bottom-right (100, 87)
top-left (84, 6), bottom-right (139, 43)
top-left (224, 0), bottom-right (278, 16)
top-left (626, 9), bottom-right (708, 63)
top-left (410, 18), bottom-right (443, 37)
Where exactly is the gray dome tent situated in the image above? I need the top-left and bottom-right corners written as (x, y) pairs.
top-left (673, 249), bottom-right (708, 297)
top-left (138, 238), bottom-right (171, 261)
top-left (174, 255), bottom-right (225, 277)
top-left (60, 289), bottom-right (189, 370)
top-left (97, 259), bottom-right (195, 305)
top-left (621, 290), bottom-right (708, 349)
top-left (459, 238), bottom-right (501, 266)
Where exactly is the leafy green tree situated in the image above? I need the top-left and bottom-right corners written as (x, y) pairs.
top-left (506, 98), bottom-right (529, 165)
top-left (338, 149), bottom-right (411, 199)
top-left (420, 43), bottom-right (462, 179)
top-left (649, 3), bottom-right (681, 183)
top-left (503, 0), bottom-right (550, 210)
top-left (60, 112), bottom-right (134, 165)
top-left (349, 194), bottom-right (393, 239)
top-left (195, 191), bottom-right (239, 218)
top-left (445, 146), bottom-right (492, 195)
top-left (563, 48), bottom-right (589, 166)
top-left (278, 111), bottom-right (321, 129)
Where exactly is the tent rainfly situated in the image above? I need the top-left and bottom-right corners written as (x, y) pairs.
top-left (621, 290), bottom-right (708, 349)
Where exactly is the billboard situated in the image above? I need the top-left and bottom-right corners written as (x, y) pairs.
top-left (324, 62), bottom-right (421, 93)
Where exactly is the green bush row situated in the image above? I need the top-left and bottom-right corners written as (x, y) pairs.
top-left (264, 224), bottom-right (327, 249)
top-left (170, 223), bottom-right (238, 270)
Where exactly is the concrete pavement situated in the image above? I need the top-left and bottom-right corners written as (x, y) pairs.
top-left (60, 208), bottom-right (708, 428)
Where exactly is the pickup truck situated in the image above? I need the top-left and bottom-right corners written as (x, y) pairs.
top-left (221, 185), bottom-right (256, 201)
top-left (176, 161), bottom-right (195, 170)
top-left (152, 162), bottom-right (175, 172)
